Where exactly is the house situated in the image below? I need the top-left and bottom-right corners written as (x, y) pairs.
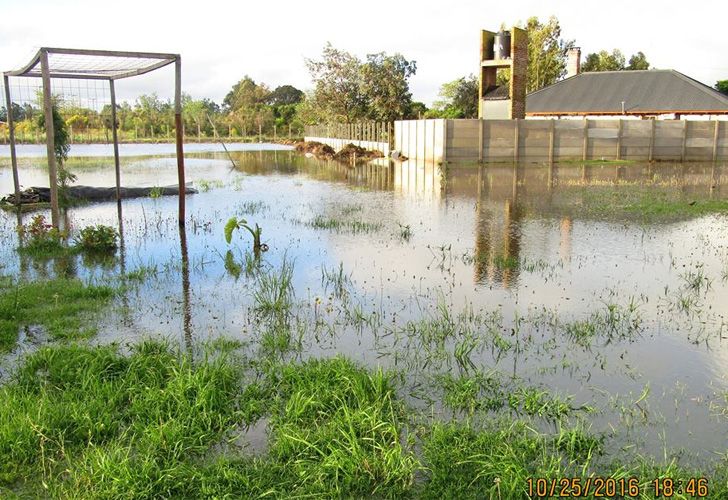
top-left (526, 53), bottom-right (728, 120)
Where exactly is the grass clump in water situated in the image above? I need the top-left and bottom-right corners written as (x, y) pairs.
top-left (307, 215), bottom-right (383, 234)
top-left (0, 277), bottom-right (114, 351)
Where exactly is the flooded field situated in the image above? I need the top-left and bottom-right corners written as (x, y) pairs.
top-left (1, 144), bottom-right (728, 496)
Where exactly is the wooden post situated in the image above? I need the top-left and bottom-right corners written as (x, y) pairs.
top-left (514, 119), bottom-right (520, 163)
top-left (548, 119), bottom-right (555, 164)
top-left (40, 50), bottom-right (60, 228)
top-left (582, 118), bottom-right (588, 161)
top-left (109, 79), bottom-right (121, 202)
top-left (648, 119), bottom-right (655, 162)
top-left (174, 56), bottom-right (186, 227)
top-left (258, 123), bottom-right (262, 143)
top-left (273, 124), bottom-right (277, 142)
top-left (680, 120), bottom-right (687, 162)
top-left (3, 74), bottom-right (20, 205)
top-left (712, 120), bottom-right (720, 162)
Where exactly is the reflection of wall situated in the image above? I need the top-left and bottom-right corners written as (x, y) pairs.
top-left (474, 166), bottom-right (522, 287)
top-left (392, 159), bottom-right (443, 200)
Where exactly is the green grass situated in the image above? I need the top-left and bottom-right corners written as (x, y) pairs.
top-left (1, 341), bottom-right (727, 498)
top-left (307, 215), bottom-right (383, 234)
top-left (549, 185), bottom-right (728, 222)
top-left (0, 340), bottom-right (242, 497)
top-left (0, 277), bottom-right (114, 351)
top-left (253, 257), bottom-right (295, 317)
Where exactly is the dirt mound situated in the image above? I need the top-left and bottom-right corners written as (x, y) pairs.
top-left (294, 141), bottom-right (336, 157)
top-left (333, 143), bottom-right (384, 162)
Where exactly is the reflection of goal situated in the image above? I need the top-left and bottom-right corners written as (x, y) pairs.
top-left (3, 48), bottom-right (187, 226)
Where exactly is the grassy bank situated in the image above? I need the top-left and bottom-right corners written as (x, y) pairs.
top-left (1, 340), bottom-right (726, 498)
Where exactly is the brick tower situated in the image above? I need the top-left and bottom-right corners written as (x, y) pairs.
top-left (478, 27), bottom-right (528, 119)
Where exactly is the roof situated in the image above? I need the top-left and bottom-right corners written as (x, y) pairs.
top-left (526, 69), bottom-right (728, 115)
top-left (4, 47), bottom-right (178, 80)
top-left (483, 85), bottom-right (510, 100)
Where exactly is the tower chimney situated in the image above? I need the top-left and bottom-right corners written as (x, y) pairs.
top-left (567, 47), bottom-right (581, 78)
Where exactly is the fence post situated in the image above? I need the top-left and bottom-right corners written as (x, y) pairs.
top-left (616, 119), bottom-right (622, 160)
top-left (648, 119), bottom-right (655, 162)
top-left (548, 119), bottom-right (555, 164)
top-left (680, 120), bottom-right (687, 162)
top-left (712, 120), bottom-right (720, 162)
top-left (582, 118), bottom-right (588, 161)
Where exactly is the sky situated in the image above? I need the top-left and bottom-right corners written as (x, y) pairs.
top-left (1, 0), bottom-right (727, 107)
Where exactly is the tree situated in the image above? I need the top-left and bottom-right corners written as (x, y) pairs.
top-left (134, 93), bottom-right (171, 135)
top-left (582, 50), bottom-right (626, 72)
top-left (430, 75), bottom-right (479, 118)
top-left (525, 16), bottom-right (575, 92)
top-left (359, 52), bottom-right (417, 121)
top-left (582, 49), bottom-right (650, 72)
top-left (267, 85), bottom-right (304, 106)
top-left (305, 43), bottom-right (366, 123)
top-left (627, 51), bottom-right (650, 70)
top-left (182, 95), bottom-right (209, 138)
top-left (716, 80), bottom-right (728, 95)
top-left (407, 101), bottom-right (428, 119)
top-left (222, 76), bottom-right (274, 135)
top-left (305, 43), bottom-right (417, 123)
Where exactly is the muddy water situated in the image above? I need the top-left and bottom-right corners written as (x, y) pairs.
top-left (1, 145), bottom-right (727, 465)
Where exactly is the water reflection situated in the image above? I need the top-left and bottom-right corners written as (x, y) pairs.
top-left (1, 149), bottom-right (728, 461)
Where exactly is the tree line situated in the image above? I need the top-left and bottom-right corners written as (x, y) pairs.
top-left (1, 14), bottom-right (726, 141)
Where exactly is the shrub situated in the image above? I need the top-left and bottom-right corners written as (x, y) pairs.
top-left (19, 214), bottom-right (65, 253)
top-left (76, 225), bottom-right (119, 252)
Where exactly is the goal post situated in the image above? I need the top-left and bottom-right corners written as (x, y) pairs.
top-left (3, 47), bottom-right (187, 227)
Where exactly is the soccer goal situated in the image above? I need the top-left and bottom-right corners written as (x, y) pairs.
top-left (3, 48), bottom-right (187, 226)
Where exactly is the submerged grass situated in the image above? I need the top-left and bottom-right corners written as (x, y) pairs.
top-left (307, 215), bottom-right (383, 234)
top-left (0, 277), bottom-right (114, 351)
top-left (548, 185), bottom-right (728, 222)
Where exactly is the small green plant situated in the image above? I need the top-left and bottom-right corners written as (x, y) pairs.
top-left (37, 98), bottom-right (77, 204)
top-left (75, 224), bottom-right (119, 252)
top-left (18, 214), bottom-right (66, 253)
top-left (149, 186), bottom-right (163, 199)
top-left (225, 216), bottom-right (266, 253)
top-left (397, 222), bottom-right (413, 242)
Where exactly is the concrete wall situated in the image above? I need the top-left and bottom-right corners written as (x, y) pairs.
top-left (393, 119), bottom-right (446, 162)
top-left (393, 118), bottom-right (728, 163)
top-left (303, 136), bottom-right (390, 157)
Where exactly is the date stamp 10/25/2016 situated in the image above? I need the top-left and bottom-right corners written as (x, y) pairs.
top-left (526, 477), bottom-right (709, 498)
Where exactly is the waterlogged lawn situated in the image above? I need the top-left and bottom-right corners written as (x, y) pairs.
top-left (2, 341), bottom-right (726, 498)
top-left (1, 150), bottom-right (728, 496)
top-left (0, 277), bottom-right (114, 351)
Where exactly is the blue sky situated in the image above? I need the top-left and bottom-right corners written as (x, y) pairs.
top-left (1, 0), bottom-right (727, 106)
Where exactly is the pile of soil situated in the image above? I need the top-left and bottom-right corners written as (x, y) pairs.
top-left (294, 141), bottom-right (336, 158)
top-left (333, 144), bottom-right (384, 162)
top-left (295, 141), bottom-right (385, 165)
